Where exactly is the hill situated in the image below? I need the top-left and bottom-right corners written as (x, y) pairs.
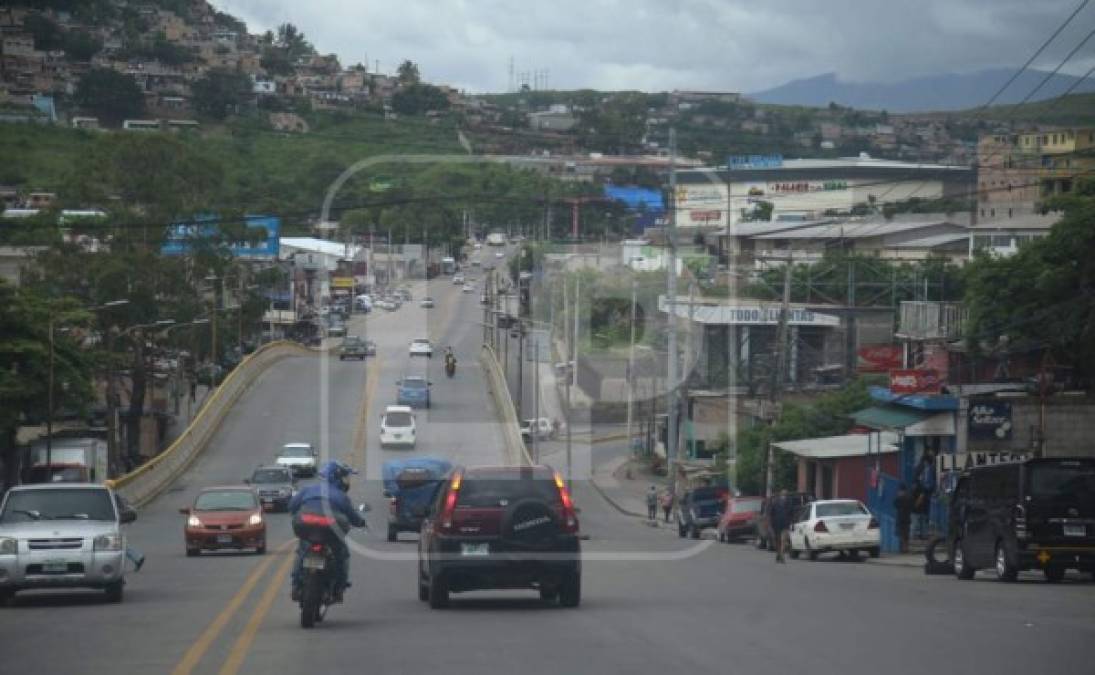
top-left (750, 69), bottom-right (1095, 112)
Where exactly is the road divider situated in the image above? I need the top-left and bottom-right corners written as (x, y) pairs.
top-left (114, 341), bottom-right (315, 508)
top-left (480, 344), bottom-right (530, 466)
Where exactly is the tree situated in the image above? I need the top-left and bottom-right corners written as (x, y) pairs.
top-left (391, 83), bottom-right (450, 116)
top-left (61, 31), bottom-right (102, 61)
top-left (964, 177), bottom-right (1095, 379)
top-left (397, 59), bottom-right (421, 86)
top-left (191, 69), bottom-right (252, 120)
top-left (276, 22), bottom-right (312, 59)
top-left (74, 68), bottom-right (145, 127)
top-left (24, 12), bottom-right (63, 50)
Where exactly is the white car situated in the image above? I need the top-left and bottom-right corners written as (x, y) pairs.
top-left (409, 338), bottom-right (433, 357)
top-left (462, 283), bottom-right (474, 293)
top-left (453, 274), bottom-right (465, 285)
top-left (788, 499), bottom-right (880, 561)
top-left (495, 251), bottom-right (505, 259)
top-left (520, 417), bottom-right (555, 442)
top-left (419, 297), bottom-right (435, 309)
top-left (275, 443), bottom-right (318, 477)
top-left (379, 405), bottom-right (416, 448)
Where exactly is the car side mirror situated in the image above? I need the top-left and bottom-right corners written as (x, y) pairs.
top-left (178, 507), bottom-right (191, 515)
top-left (120, 508), bottom-right (137, 524)
top-left (357, 503), bottom-right (372, 514)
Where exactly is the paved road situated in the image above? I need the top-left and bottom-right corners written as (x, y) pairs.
top-left (3, 259), bottom-right (1094, 674)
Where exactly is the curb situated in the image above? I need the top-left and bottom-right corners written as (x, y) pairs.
top-left (588, 476), bottom-right (648, 519)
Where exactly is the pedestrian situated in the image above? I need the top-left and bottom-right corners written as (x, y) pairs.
top-left (770, 490), bottom-right (792, 563)
top-left (188, 377), bottom-right (197, 403)
top-left (894, 483), bottom-right (913, 553)
top-left (660, 490), bottom-right (673, 523)
top-left (646, 485), bottom-right (658, 520)
top-left (913, 451), bottom-right (937, 539)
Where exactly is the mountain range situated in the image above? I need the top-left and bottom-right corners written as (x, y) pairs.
top-left (750, 68), bottom-right (1095, 112)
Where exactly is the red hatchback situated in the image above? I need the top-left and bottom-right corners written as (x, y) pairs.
top-left (181, 487), bottom-right (266, 556)
top-left (717, 496), bottom-right (764, 543)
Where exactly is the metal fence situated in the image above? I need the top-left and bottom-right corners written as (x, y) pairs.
top-left (480, 344), bottom-right (530, 466)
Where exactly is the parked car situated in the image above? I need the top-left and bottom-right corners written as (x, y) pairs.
top-left (380, 405), bottom-right (416, 449)
top-left (363, 339), bottom-right (377, 356)
top-left (420, 297), bottom-right (435, 309)
top-left (677, 486), bottom-right (729, 539)
top-left (182, 487), bottom-right (266, 556)
top-left (327, 318), bottom-right (347, 338)
top-left (382, 457), bottom-right (453, 542)
top-left (354, 295), bottom-right (373, 312)
top-left (453, 274), bottom-right (465, 285)
top-left (246, 465), bottom-right (295, 512)
top-left (339, 336), bottom-right (370, 361)
top-left (409, 338), bottom-right (433, 358)
top-left (0, 483), bottom-right (137, 604)
top-left (418, 464), bottom-right (581, 608)
top-left (717, 496), bottom-right (764, 543)
top-left (397, 375), bottom-right (432, 409)
top-left (462, 283), bottom-right (475, 293)
top-left (949, 457), bottom-right (1095, 583)
top-left (276, 442), bottom-right (317, 477)
top-left (788, 499), bottom-right (880, 560)
top-left (520, 417), bottom-right (555, 443)
top-left (755, 492), bottom-right (815, 550)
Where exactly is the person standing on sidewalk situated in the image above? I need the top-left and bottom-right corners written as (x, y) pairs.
top-left (646, 486), bottom-right (658, 520)
top-left (894, 483), bottom-right (913, 553)
top-left (770, 490), bottom-right (791, 563)
top-left (660, 489), bottom-right (674, 523)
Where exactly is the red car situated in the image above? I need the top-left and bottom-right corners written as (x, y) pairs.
top-left (717, 496), bottom-right (764, 543)
top-left (181, 486), bottom-right (266, 556)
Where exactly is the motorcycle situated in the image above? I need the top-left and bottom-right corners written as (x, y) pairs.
top-left (444, 355), bottom-right (456, 378)
top-left (293, 504), bottom-right (370, 629)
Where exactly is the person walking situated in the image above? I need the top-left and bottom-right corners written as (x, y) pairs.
top-left (660, 489), bottom-right (674, 523)
top-left (894, 483), bottom-right (913, 554)
top-left (770, 490), bottom-right (791, 563)
top-left (913, 451), bottom-right (937, 539)
top-left (646, 485), bottom-right (658, 520)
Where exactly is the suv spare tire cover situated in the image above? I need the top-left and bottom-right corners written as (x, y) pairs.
top-left (502, 499), bottom-right (561, 550)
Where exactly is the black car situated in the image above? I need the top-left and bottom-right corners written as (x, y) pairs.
top-left (677, 486), bottom-right (729, 539)
top-left (418, 465), bottom-right (581, 608)
top-left (338, 336), bottom-right (369, 361)
top-left (755, 492), bottom-right (815, 550)
top-left (246, 465), bottom-right (295, 512)
top-left (949, 457), bottom-right (1095, 583)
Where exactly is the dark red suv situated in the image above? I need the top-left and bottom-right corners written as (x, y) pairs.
top-left (417, 465), bottom-right (581, 608)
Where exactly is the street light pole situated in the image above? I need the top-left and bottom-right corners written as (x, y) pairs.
top-left (46, 313), bottom-right (55, 475)
top-left (666, 127), bottom-right (680, 497)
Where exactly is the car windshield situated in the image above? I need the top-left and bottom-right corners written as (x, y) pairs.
top-left (385, 412), bottom-right (413, 427)
top-left (1028, 463), bottom-right (1095, 504)
top-left (815, 502), bottom-right (868, 517)
top-left (194, 491), bottom-right (256, 511)
top-left (343, 337), bottom-right (363, 346)
top-left (731, 498), bottom-right (763, 514)
top-left (690, 487), bottom-right (726, 503)
top-left (402, 378), bottom-right (427, 389)
top-left (413, 340), bottom-right (429, 346)
top-left (0, 488), bottom-right (115, 522)
top-left (251, 469), bottom-right (290, 484)
top-left (456, 478), bottom-right (561, 508)
top-left (280, 446), bottom-right (313, 457)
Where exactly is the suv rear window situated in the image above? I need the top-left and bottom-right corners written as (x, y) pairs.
top-left (457, 478), bottom-right (561, 508)
top-left (731, 498), bottom-right (763, 513)
top-left (690, 487), bottom-right (727, 502)
top-left (1, 488), bottom-right (115, 522)
top-left (816, 502), bottom-right (868, 517)
top-left (1028, 462), bottom-right (1095, 504)
top-left (385, 412), bottom-right (413, 427)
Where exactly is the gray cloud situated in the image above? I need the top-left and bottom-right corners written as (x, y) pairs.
top-left (215, 0), bottom-right (1095, 92)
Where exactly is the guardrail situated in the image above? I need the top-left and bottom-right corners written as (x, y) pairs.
top-left (114, 340), bottom-right (314, 507)
top-left (480, 344), bottom-right (531, 466)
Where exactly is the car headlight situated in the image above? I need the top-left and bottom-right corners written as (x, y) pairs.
top-left (248, 513), bottom-right (263, 526)
top-left (187, 515), bottom-right (202, 528)
top-left (0, 537), bottom-right (17, 555)
top-left (93, 533), bottom-right (122, 551)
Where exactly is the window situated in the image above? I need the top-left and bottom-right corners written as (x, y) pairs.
top-left (194, 490), bottom-right (257, 511)
top-left (973, 235), bottom-right (991, 250)
top-left (991, 235), bottom-right (1011, 247)
top-left (815, 501), bottom-right (868, 517)
top-left (0, 488), bottom-right (115, 523)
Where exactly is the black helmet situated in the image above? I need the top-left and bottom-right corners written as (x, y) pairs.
top-left (319, 460), bottom-right (356, 492)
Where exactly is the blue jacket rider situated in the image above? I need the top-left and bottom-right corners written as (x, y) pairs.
top-left (289, 461), bottom-right (366, 602)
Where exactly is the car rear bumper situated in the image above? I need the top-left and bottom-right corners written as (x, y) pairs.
top-left (1016, 545), bottom-right (1095, 570)
top-left (277, 463), bottom-right (316, 476)
top-left (380, 436), bottom-right (416, 448)
top-left (0, 549), bottom-right (126, 589)
top-left (810, 532), bottom-right (880, 551)
top-left (432, 538), bottom-right (581, 592)
top-left (721, 521), bottom-right (757, 537)
top-left (186, 527), bottom-right (266, 551)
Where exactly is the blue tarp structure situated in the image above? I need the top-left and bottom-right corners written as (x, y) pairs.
top-left (382, 457), bottom-right (453, 523)
top-left (604, 185), bottom-right (665, 213)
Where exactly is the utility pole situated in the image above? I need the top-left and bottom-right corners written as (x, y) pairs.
top-left (564, 278), bottom-right (573, 489)
top-left (533, 332), bottom-right (541, 463)
top-left (666, 127), bottom-right (680, 495)
top-left (46, 312), bottom-right (55, 475)
top-left (765, 257), bottom-right (793, 498)
top-left (625, 277), bottom-right (637, 455)
top-left (516, 322), bottom-right (525, 421)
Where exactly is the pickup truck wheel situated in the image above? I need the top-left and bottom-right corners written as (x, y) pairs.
top-left (387, 525), bottom-right (398, 543)
top-left (104, 582), bottom-right (124, 604)
top-left (186, 547), bottom-right (199, 557)
top-left (690, 525), bottom-right (700, 540)
top-left (0, 589), bottom-right (14, 606)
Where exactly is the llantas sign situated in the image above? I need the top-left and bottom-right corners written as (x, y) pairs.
top-left (889, 369), bottom-right (941, 394)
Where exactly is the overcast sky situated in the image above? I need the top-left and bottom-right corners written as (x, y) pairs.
top-left (213, 0), bottom-right (1095, 93)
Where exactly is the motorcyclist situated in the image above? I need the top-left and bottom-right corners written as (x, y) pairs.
top-left (444, 347), bottom-right (457, 372)
top-left (289, 460), bottom-right (366, 602)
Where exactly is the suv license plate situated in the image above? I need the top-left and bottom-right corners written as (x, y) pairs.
top-left (216, 534), bottom-right (233, 544)
top-left (303, 555), bottom-right (326, 570)
top-left (461, 543), bottom-right (489, 557)
top-left (1064, 524), bottom-right (1086, 537)
top-left (42, 561), bottom-right (68, 573)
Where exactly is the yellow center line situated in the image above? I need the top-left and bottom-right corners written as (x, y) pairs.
top-left (347, 355), bottom-right (379, 472)
top-left (170, 539), bottom-right (295, 675)
top-left (217, 549), bottom-right (297, 675)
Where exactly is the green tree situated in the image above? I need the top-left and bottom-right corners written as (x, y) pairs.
top-left (74, 68), bottom-right (145, 127)
top-left (397, 59), bottom-right (421, 85)
top-left (24, 12), bottom-right (63, 50)
top-left (391, 83), bottom-right (450, 115)
top-left (61, 31), bottom-right (102, 61)
top-left (191, 69), bottom-right (252, 120)
top-left (276, 23), bottom-right (312, 59)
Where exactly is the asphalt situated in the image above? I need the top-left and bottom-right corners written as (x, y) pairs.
top-left (2, 248), bottom-right (1094, 675)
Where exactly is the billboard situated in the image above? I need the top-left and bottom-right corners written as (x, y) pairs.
top-left (889, 369), bottom-right (942, 395)
top-left (968, 401), bottom-right (1013, 440)
top-left (857, 345), bottom-right (903, 373)
top-left (728, 154), bottom-right (783, 170)
top-left (161, 214), bottom-right (280, 260)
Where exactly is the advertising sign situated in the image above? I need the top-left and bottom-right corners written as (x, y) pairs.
top-left (728, 154), bottom-right (783, 170)
top-left (161, 214), bottom-right (280, 260)
top-left (857, 345), bottom-right (903, 373)
top-left (889, 369), bottom-right (941, 395)
top-left (331, 277), bottom-right (354, 289)
top-left (968, 401), bottom-right (1013, 440)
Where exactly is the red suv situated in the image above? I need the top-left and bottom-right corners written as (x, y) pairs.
top-left (417, 465), bottom-right (581, 608)
top-left (717, 496), bottom-right (764, 543)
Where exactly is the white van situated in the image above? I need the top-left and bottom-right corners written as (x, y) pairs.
top-left (380, 405), bottom-right (416, 449)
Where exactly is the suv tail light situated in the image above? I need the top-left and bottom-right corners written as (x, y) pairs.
top-left (814, 520), bottom-right (829, 533)
top-left (554, 471), bottom-right (579, 533)
top-left (868, 517), bottom-right (879, 529)
top-left (437, 471), bottom-right (463, 534)
top-left (1013, 504), bottom-right (1027, 539)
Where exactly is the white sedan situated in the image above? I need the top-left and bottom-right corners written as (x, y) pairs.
top-left (379, 405), bottom-right (416, 449)
top-left (788, 499), bottom-right (880, 560)
top-left (462, 283), bottom-right (475, 293)
top-left (409, 338), bottom-right (433, 358)
top-left (495, 251), bottom-right (505, 259)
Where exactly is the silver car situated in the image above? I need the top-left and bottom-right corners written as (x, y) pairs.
top-left (0, 483), bottom-right (137, 604)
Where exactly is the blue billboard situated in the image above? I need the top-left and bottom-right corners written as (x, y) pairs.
top-left (728, 154), bottom-right (783, 170)
top-left (603, 185), bottom-right (665, 213)
top-left (161, 214), bottom-right (280, 260)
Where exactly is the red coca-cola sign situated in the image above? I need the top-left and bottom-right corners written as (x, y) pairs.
top-left (890, 369), bottom-right (942, 395)
top-left (857, 345), bottom-right (903, 373)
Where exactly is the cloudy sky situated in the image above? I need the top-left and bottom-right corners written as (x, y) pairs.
top-left (213, 0), bottom-right (1095, 93)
